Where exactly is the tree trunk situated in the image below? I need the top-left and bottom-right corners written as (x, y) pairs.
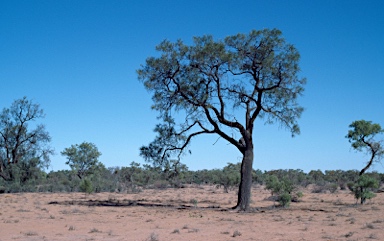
top-left (234, 147), bottom-right (254, 211)
top-left (358, 150), bottom-right (375, 204)
top-left (359, 152), bottom-right (375, 176)
top-left (360, 186), bottom-right (365, 204)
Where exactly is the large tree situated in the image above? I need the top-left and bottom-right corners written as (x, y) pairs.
top-left (61, 142), bottom-right (102, 179)
top-left (138, 29), bottom-right (306, 211)
top-left (346, 120), bottom-right (384, 176)
top-left (0, 97), bottom-right (53, 181)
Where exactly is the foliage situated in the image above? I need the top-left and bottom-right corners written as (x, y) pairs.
top-left (0, 97), bottom-right (53, 182)
top-left (61, 142), bottom-right (102, 179)
top-left (279, 192), bottom-right (292, 207)
top-left (162, 159), bottom-right (189, 187)
top-left (79, 178), bottom-right (94, 194)
top-left (118, 162), bottom-right (153, 191)
top-left (346, 120), bottom-right (384, 175)
top-left (213, 162), bottom-right (241, 193)
top-left (265, 174), bottom-right (296, 207)
top-left (327, 183), bottom-right (338, 193)
top-left (351, 175), bottom-right (379, 204)
top-left (0, 162), bottom-right (383, 196)
top-left (138, 28), bottom-right (306, 210)
top-left (45, 170), bottom-right (79, 192)
top-left (87, 163), bottom-right (116, 193)
top-left (266, 169), bottom-right (309, 187)
top-left (265, 175), bottom-right (280, 195)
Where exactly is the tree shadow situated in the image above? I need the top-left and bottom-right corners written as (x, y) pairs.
top-left (48, 199), bottom-right (225, 210)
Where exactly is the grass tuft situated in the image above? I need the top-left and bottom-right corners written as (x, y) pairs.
top-left (232, 230), bottom-right (242, 237)
top-left (89, 228), bottom-right (102, 233)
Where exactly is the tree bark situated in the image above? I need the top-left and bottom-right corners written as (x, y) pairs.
top-left (234, 146), bottom-right (254, 211)
top-left (360, 186), bottom-right (365, 204)
top-left (359, 139), bottom-right (377, 176)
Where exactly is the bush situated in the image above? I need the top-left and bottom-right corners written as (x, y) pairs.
top-left (278, 192), bottom-right (291, 207)
top-left (351, 175), bottom-right (379, 204)
top-left (292, 191), bottom-right (304, 202)
top-left (153, 180), bottom-right (168, 189)
top-left (79, 179), bottom-right (94, 194)
top-left (328, 183), bottom-right (338, 193)
top-left (265, 175), bottom-right (295, 207)
top-left (265, 175), bottom-right (281, 195)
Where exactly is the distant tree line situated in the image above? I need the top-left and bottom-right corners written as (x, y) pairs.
top-left (1, 97), bottom-right (383, 206)
top-left (1, 160), bottom-right (383, 195)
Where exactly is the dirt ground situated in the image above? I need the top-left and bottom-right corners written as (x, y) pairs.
top-left (1, 185), bottom-right (383, 241)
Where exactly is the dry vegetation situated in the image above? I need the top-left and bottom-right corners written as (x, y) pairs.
top-left (1, 185), bottom-right (384, 241)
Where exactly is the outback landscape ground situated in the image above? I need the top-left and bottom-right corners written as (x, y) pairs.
top-left (1, 185), bottom-right (383, 241)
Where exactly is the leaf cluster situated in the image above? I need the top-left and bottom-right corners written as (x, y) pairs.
top-left (347, 120), bottom-right (383, 152)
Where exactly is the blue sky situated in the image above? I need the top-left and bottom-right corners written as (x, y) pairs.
top-left (1, 0), bottom-right (383, 173)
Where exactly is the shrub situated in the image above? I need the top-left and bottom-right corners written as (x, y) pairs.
top-left (351, 175), bottom-right (379, 204)
top-left (265, 175), bottom-right (281, 195)
top-left (265, 175), bottom-right (295, 207)
top-left (79, 179), bottom-right (94, 194)
top-left (292, 191), bottom-right (304, 202)
top-left (328, 183), bottom-right (338, 193)
top-left (278, 192), bottom-right (291, 207)
top-left (153, 180), bottom-right (168, 189)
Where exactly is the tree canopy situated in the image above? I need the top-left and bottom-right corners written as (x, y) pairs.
top-left (346, 120), bottom-right (384, 175)
top-left (61, 142), bottom-right (102, 179)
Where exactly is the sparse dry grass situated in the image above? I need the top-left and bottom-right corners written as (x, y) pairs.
top-left (1, 186), bottom-right (384, 240)
top-left (24, 231), bottom-right (38, 236)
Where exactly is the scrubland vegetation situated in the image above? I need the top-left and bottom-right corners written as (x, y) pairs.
top-left (1, 161), bottom-right (383, 206)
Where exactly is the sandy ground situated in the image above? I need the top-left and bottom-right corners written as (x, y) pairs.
top-left (1, 185), bottom-right (383, 241)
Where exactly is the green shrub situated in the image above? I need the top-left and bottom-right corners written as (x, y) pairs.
top-left (351, 175), bottom-right (379, 204)
top-left (278, 192), bottom-right (291, 207)
top-left (292, 191), bottom-right (304, 202)
top-left (79, 179), bottom-right (94, 194)
top-left (265, 175), bottom-right (295, 207)
top-left (265, 175), bottom-right (281, 195)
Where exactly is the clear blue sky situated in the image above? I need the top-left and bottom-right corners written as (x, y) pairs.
top-left (1, 0), bottom-right (383, 173)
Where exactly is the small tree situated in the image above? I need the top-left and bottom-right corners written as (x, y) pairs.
top-left (351, 175), bottom-right (379, 204)
top-left (346, 120), bottom-right (383, 204)
top-left (0, 97), bottom-right (53, 182)
top-left (346, 120), bottom-right (384, 176)
top-left (61, 142), bottom-right (102, 179)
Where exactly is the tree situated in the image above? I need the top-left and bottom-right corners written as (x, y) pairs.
top-left (61, 142), bottom-right (102, 179)
top-left (308, 169), bottom-right (325, 184)
top-left (346, 120), bottom-right (384, 176)
top-left (0, 97), bottom-right (53, 181)
top-left (138, 29), bottom-right (306, 211)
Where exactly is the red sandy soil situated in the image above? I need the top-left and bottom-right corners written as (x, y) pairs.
top-left (1, 185), bottom-right (383, 241)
